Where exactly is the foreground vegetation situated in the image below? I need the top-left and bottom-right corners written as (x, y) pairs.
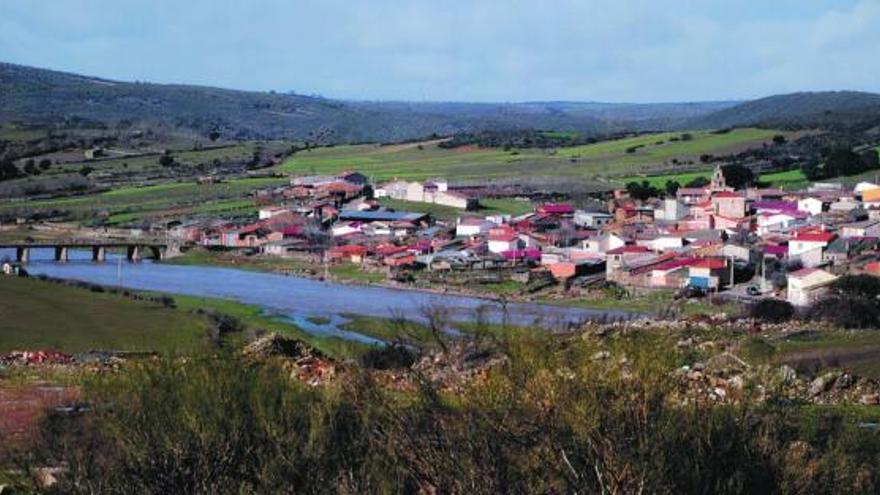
top-left (7, 331), bottom-right (880, 493)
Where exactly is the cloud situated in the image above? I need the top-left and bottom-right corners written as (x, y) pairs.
top-left (0, 0), bottom-right (877, 102)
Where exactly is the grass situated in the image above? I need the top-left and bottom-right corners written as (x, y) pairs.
top-left (0, 177), bottom-right (284, 225)
top-left (171, 295), bottom-right (370, 358)
top-left (379, 197), bottom-right (534, 220)
top-left (276, 129), bottom-right (783, 182)
top-left (621, 167), bottom-right (810, 190)
top-left (545, 290), bottom-right (740, 317)
top-left (0, 276), bottom-right (210, 354)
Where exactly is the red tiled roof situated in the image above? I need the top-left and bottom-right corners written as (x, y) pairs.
top-left (691, 258), bottom-right (726, 269)
top-left (537, 203), bottom-right (575, 214)
top-left (606, 245), bottom-right (651, 255)
top-left (792, 232), bottom-right (836, 243)
top-left (489, 232), bottom-right (519, 242)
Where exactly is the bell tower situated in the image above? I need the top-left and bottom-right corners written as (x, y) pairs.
top-left (710, 164), bottom-right (726, 191)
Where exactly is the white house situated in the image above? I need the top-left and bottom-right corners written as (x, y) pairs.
top-left (788, 231), bottom-right (836, 258)
top-left (574, 210), bottom-right (614, 228)
top-left (787, 268), bottom-right (838, 307)
top-left (756, 212), bottom-right (802, 236)
top-left (487, 232), bottom-right (521, 254)
top-left (797, 197), bottom-right (824, 216)
top-left (840, 220), bottom-right (880, 238)
top-left (644, 235), bottom-right (684, 252)
top-left (331, 223), bottom-right (361, 237)
top-left (258, 206), bottom-right (289, 220)
top-left (581, 233), bottom-right (625, 254)
top-left (456, 217), bottom-right (494, 237)
top-left (854, 182), bottom-right (880, 195)
top-left (653, 198), bottom-right (688, 222)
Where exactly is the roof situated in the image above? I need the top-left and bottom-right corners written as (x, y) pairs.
top-left (338, 210), bottom-right (427, 222)
top-left (792, 232), bottom-right (836, 243)
top-left (330, 244), bottom-right (368, 255)
top-left (788, 268), bottom-right (838, 286)
top-left (606, 245), bottom-right (651, 255)
top-left (691, 258), bottom-right (726, 270)
top-left (653, 257), bottom-right (701, 272)
top-left (677, 187), bottom-right (708, 196)
top-left (753, 201), bottom-right (799, 211)
top-left (537, 203), bottom-right (575, 214)
top-left (489, 232), bottom-right (518, 242)
top-left (712, 191), bottom-right (743, 199)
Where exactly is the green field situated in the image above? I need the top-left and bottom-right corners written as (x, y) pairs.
top-left (0, 177), bottom-right (284, 225)
top-left (0, 276), bottom-right (209, 354)
top-left (278, 129), bottom-right (783, 182)
top-left (379, 196), bottom-right (533, 219)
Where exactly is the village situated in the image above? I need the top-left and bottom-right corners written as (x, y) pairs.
top-left (76, 162), bottom-right (871, 311)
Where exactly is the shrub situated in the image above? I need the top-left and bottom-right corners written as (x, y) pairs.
top-left (750, 298), bottom-right (795, 323)
top-left (18, 334), bottom-right (880, 493)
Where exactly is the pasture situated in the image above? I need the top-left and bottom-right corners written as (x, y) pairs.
top-left (0, 177), bottom-right (286, 225)
top-left (0, 276), bottom-right (209, 354)
top-left (279, 128), bottom-right (784, 182)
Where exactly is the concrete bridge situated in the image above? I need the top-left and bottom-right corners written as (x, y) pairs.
top-left (0, 239), bottom-right (179, 263)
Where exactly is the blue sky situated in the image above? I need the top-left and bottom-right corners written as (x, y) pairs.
top-left (1, 0), bottom-right (878, 102)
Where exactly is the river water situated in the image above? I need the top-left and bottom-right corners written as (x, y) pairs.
top-left (2, 247), bottom-right (639, 344)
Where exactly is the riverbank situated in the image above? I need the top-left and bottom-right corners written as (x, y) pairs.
top-left (164, 247), bottom-right (688, 316)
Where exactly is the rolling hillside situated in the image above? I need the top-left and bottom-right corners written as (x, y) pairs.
top-left (0, 62), bottom-right (731, 142)
top-left (689, 91), bottom-right (880, 130)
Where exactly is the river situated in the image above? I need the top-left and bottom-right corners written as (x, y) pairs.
top-left (2, 247), bottom-right (639, 344)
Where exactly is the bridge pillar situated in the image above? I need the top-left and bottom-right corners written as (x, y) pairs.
top-left (148, 246), bottom-right (165, 261)
top-left (127, 245), bottom-right (141, 262)
top-left (54, 246), bottom-right (69, 263)
top-left (16, 247), bottom-right (29, 264)
top-left (92, 246), bottom-right (106, 263)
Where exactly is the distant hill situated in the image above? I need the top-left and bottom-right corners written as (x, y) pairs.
top-left (0, 62), bottom-right (733, 142)
top-left (4, 62), bottom-right (880, 143)
top-left (688, 91), bottom-right (880, 130)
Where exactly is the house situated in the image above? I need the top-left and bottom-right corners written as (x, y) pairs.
top-left (487, 230), bottom-right (521, 254)
top-left (687, 258), bottom-right (730, 290)
top-left (840, 219), bottom-right (880, 238)
top-left (574, 210), bottom-right (613, 228)
top-left (653, 198), bottom-right (688, 221)
top-left (378, 179), bottom-right (478, 209)
top-left (756, 211), bottom-right (805, 236)
top-left (338, 210), bottom-right (428, 224)
top-left (259, 206), bottom-right (289, 220)
top-left (788, 231), bottom-right (836, 258)
top-left (830, 197), bottom-right (861, 212)
top-left (536, 203), bottom-right (575, 216)
top-left (650, 258), bottom-right (699, 288)
top-left (677, 187), bottom-right (709, 205)
top-left (456, 217), bottom-right (494, 237)
top-left (798, 197), bottom-right (825, 216)
top-left (581, 233), bottom-right (626, 255)
top-left (605, 245), bottom-right (655, 281)
top-left (787, 268), bottom-right (838, 307)
top-left (327, 245), bottom-right (369, 264)
top-left (747, 188), bottom-right (786, 201)
top-left (711, 191), bottom-right (746, 218)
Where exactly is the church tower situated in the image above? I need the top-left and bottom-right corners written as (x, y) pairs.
top-left (710, 164), bottom-right (727, 191)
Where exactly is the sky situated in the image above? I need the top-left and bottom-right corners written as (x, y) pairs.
top-left (1, 0), bottom-right (879, 103)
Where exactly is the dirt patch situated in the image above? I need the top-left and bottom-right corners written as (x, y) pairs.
top-left (779, 346), bottom-right (880, 379)
top-left (0, 384), bottom-right (80, 448)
